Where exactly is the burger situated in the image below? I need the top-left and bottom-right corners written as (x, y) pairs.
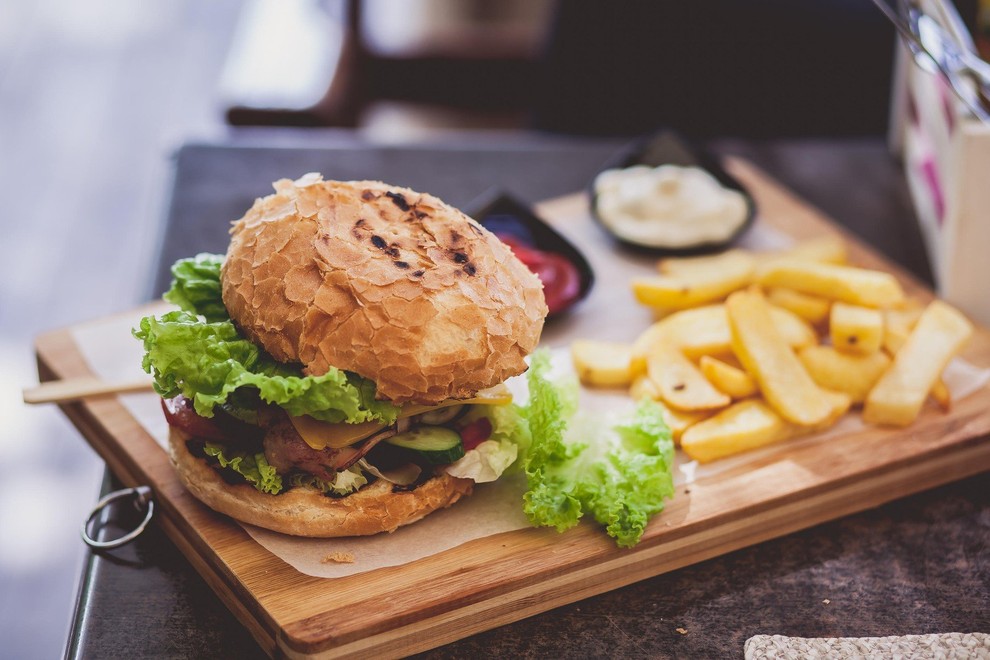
top-left (135, 174), bottom-right (548, 537)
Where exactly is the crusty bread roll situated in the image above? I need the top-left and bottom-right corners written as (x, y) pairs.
top-left (222, 174), bottom-right (547, 404)
top-left (168, 428), bottom-right (474, 537)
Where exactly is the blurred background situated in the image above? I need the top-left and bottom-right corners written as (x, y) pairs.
top-left (1, 0), bottom-right (986, 657)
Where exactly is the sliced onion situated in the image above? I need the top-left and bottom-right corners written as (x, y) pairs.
top-left (418, 405), bottom-right (465, 426)
top-left (335, 427), bottom-right (397, 471)
top-left (357, 458), bottom-right (422, 486)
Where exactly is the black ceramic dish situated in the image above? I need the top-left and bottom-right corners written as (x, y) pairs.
top-left (589, 131), bottom-right (757, 255)
top-left (465, 189), bottom-right (594, 317)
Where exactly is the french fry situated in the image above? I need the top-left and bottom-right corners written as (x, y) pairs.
top-left (629, 373), bottom-right (660, 401)
top-left (680, 399), bottom-right (793, 463)
top-left (765, 306), bottom-right (819, 351)
top-left (726, 289), bottom-right (848, 426)
top-left (658, 248), bottom-right (753, 275)
top-left (863, 300), bottom-right (973, 426)
top-left (883, 303), bottom-right (952, 408)
top-left (632, 250), bottom-right (755, 309)
top-left (830, 302), bottom-right (884, 354)
top-left (646, 341), bottom-right (730, 411)
top-left (798, 345), bottom-right (891, 404)
top-left (630, 303), bottom-right (816, 370)
top-left (882, 318), bottom-right (913, 355)
top-left (930, 379), bottom-right (952, 412)
top-left (630, 323), bottom-right (670, 375)
top-left (767, 235), bottom-right (848, 266)
top-left (766, 287), bottom-right (831, 325)
top-left (883, 303), bottom-right (926, 354)
top-left (571, 340), bottom-right (634, 387)
top-left (819, 388), bottom-right (853, 427)
top-left (681, 390), bottom-right (850, 463)
top-left (629, 376), bottom-right (711, 444)
top-left (885, 304), bottom-right (924, 332)
top-left (756, 259), bottom-right (905, 308)
top-left (699, 355), bottom-right (758, 399)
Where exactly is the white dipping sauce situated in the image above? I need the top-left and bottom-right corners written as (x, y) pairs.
top-left (593, 164), bottom-right (748, 248)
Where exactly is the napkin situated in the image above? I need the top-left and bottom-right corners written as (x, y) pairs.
top-left (745, 633), bottom-right (990, 659)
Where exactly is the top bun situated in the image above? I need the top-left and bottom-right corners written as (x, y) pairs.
top-left (221, 174), bottom-right (547, 404)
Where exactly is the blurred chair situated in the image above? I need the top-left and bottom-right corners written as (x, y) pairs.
top-left (226, 0), bottom-right (551, 128)
top-left (226, 0), bottom-right (978, 137)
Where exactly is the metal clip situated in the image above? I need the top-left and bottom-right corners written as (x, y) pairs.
top-left (81, 485), bottom-right (155, 550)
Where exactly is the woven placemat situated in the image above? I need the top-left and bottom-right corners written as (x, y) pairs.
top-left (745, 633), bottom-right (989, 659)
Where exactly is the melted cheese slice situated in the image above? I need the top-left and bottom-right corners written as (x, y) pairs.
top-left (289, 383), bottom-right (513, 450)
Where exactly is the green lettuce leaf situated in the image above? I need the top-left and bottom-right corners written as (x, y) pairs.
top-left (289, 468), bottom-right (369, 497)
top-left (203, 442), bottom-right (283, 494)
top-left (520, 351), bottom-right (675, 548)
top-left (136, 255), bottom-right (399, 425)
top-left (163, 254), bottom-right (228, 322)
top-left (134, 310), bottom-right (398, 423)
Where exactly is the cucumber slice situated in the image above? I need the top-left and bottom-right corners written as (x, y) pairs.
top-left (385, 426), bottom-right (465, 464)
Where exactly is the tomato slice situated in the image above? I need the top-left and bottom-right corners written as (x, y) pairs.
top-left (459, 417), bottom-right (493, 451)
top-left (161, 396), bottom-right (229, 440)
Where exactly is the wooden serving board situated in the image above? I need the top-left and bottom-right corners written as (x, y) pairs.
top-left (35, 159), bottom-right (990, 659)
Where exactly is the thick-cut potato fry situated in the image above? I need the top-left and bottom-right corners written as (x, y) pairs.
top-left (699, 355), bottom-right (758, 399)
top-left (882, 319), bottom-right (912, 355)
top-left (757, 259), bottom-right (905, 308)
top-left (629, 376), bottom-right (711, 444)
top-left (930, 379), bottom-right (952, 412)
top-left (766, 235), bottom-right (848, 266)
top-left (883, 303), bottom-right (926, 354)
top-left (765, 307), bottom-right (819, 351)
top-left (885, 304), bottom-right (924, 330)
top-left (630, 323), bottom-right (668, 375)
top-left (629, 374), bottom-right (661, 401)
top-left (883, 303), bottom-right (952, 408)
top-left (681, 392), bottom-right (849, 462)
top-left (632, 250), bottom-right (755, 309)
top-left (571, 339), bottom-right (634, 387)
top-left (766, 287), bottom-right (831, 325)
top-left (818, 389), bottom-right (853, 427)
top-left (798, 345), bottom-right (891, 404)
top-left (646, 341), bottom-right (730, 411)
top-left (681, 399), bottom-right (793, 463)
top-left (727, 289), bottom-right (847, 426)
top-left (657, 248), bottom-right (753, 276)
top-left (830, 302), bottom-right (884, 354)
top-left (863, 300), bottom-right (973, 426)
top-left (630, 303), bottom-right (816, 372)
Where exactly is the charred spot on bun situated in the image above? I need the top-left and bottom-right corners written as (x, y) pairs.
top-left (136, 174), bottom-right (548, 537)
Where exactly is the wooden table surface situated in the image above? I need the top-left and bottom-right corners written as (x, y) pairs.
top-left (64, 134), bottom-right (988, 659)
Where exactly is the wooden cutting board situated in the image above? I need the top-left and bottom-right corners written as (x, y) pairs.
top-left (35, 159), bottom-right (990, 659)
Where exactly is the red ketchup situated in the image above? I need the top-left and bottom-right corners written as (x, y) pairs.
top-left (496, 234), bottom-right (582, 315)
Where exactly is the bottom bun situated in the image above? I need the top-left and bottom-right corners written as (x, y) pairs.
top-left (168, 427), bottom-right (474, 537)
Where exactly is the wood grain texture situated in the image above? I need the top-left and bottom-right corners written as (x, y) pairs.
top-left (35, 160), bottom-right (990, 659)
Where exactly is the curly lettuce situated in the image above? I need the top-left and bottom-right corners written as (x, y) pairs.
top-left (134, 255), bottom-right (398, 425)
top-left (163, 253), bottom-right (228, 322)
top-left (289, 468), bottom-right (369, 497)
top-left (203, 442), bottom-right (283, 495)
top-left (520, 351), bottom-right (675, 548)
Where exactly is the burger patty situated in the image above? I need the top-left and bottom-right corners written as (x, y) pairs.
top-left (163, 396), bottom-right (430, 485)
top-left (262, 412), bottom-right (396, 481)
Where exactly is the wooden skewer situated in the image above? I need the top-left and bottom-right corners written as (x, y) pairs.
top-left (23, 377), bottom-right (154, 404)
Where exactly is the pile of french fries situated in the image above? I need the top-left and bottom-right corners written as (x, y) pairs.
top-left (571, 236), bottom-right (974, 463)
